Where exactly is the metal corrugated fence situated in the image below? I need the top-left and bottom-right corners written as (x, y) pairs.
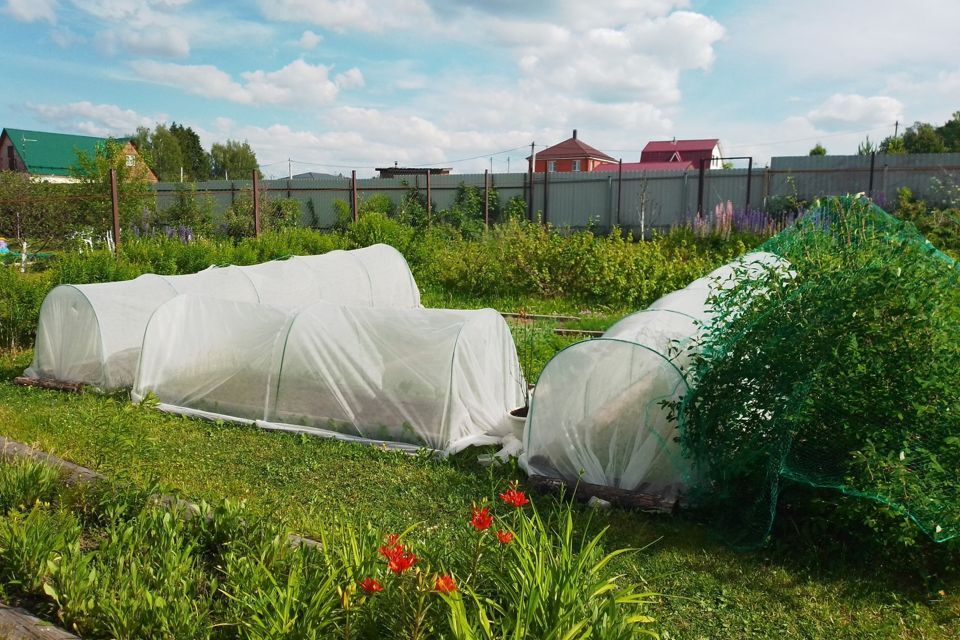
top-left (153, 153), bottom-right (960, 233)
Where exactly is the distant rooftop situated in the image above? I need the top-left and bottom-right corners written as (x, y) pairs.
top-left (1, 127), bottom-right (129, 177)
top-left (376, 166), bottom-right (452, 178)
top-left (529, 130), bottom-right (615, 162)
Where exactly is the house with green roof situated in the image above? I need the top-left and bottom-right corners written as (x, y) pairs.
top-left (0, 128), bottom-right (157, 183)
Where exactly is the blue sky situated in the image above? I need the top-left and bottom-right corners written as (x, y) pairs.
top-left (2, 0), bottom-right (958, 177)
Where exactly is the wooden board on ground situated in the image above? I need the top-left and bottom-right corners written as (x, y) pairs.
top-left (528, 475), bottom-right (678, 514)
top-left (12, 377), bottom-right (83, 393)
top-left (0, 602), bottom-right (79, 640)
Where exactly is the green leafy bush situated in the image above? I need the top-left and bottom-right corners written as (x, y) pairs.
top-left (679, 197), bottom-right (960, 552)
top-left (154, 183), bottom-right (216, 236)
top-left (891, 187), bottom-right (960, 258)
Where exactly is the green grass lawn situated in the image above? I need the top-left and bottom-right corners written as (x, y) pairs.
top-left (1, 350), bottom-right (957, 639)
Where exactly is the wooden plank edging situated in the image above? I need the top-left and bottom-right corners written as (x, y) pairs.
top-left (527, 475), bottom-right (679, 514)
top-left (0, 437), bottom-right (322, 549)
top-left (0, 602), bottom-right (79, 640)
top-left (12, 378), bottom-right (83, 393)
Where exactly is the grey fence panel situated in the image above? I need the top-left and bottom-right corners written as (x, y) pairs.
top-left (152, 154), bottom-right (960, 232)
top-left (616, 171), bottom-right (690, 233)
top-left (770, 153), bottom-right (960, 207)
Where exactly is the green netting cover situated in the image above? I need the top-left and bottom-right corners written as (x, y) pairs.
top-left (679, 196), bottom-right (960, 546)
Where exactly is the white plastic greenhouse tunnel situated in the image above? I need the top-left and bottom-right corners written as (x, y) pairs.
top-left (132, 295), bottom-right (527, 454)
top-left (24, 244), bottom-right (420, 390)
top-left (519, 252), bottom-right (789, 501)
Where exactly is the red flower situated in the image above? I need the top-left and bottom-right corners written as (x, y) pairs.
top-left (359, 577), bottom-right (383, 594)
top-left (388, 550), bottom-right (418, 574)
top-left (499, 482), bottom-right (529, 508)
top-left (470, 505), bottom-right (493, 531)
top-left (496, 530), bottom-right (514, 544)
top-left (434, 574), bottom-right (458, 594)
top-left (379, 534), bottom-right (418, 574)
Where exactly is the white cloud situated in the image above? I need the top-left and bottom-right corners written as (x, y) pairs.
top-left (725, 0), bottom-right (960, 80)
top-left (334, 68), bottom-right (364, 90)
top-left (25, 101), bottom-right (166, 136)
top-left (101, 27), bottom-right (191, 57)
top-left (50, 27), bottom-right (85, 48)
top-left (298, 30), bottom-right (322, 49)
top-left (68, 0), bottom-right (270, 58)
top-left (4, 0), bottom-right (57, 23)
top-left (259, 0), bottom-right (435, 33)
top-left (131, 58), bottom-right (361, 107)
top-left (806, 94), bottom-right (904, 130)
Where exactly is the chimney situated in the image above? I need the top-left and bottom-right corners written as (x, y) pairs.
top-left (573, 129), bottom-right (577, 140)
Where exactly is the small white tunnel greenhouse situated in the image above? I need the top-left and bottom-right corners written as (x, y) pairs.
top-left (520, 252), bottom-right (789, 499)
top-left (132, 295), bottom-right (527, 454)
top-left (24, 244), bottom-right (420, 390)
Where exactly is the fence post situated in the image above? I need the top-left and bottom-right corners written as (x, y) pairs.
top-left (484, 169), bottom-right (490, 228)
top-left (543, 168), bottom-right (549, 225)
top-left (426, 170), bottom-right (432, 221)
top-left (745, 157), bottom-right (753, 210)
top-left (252, 170), bottom-right (261, 237)
top-left (527, 142), bottom-right (535, 221)
top-left (351, 170), bottom-right (359, 223)
top-left (696, 158), bottom-right (706, 216)
top-left (109, 168), bottom-right (120, 253)
top-left (617, 158), bottom-right (623, 226)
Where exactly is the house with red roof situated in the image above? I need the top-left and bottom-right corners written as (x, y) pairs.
top-left (528, 130), bottom-right (615, 173)
top-left (593, 138), bottom-right (722, 173)
top-left (640, 138), bottom-right (722, 169)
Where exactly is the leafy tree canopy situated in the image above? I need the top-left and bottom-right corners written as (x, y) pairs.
top-left (210, 139), bottom-right (260, 181)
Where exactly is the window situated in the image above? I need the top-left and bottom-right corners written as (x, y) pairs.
top-left (547, 160), bottom-right (557, 172)
top-left (571, 159), bottom-right (581, 172)
top-left (125, 154), bottom-right (136, 167)
top-left (6, 145), bottom-right (14, 170)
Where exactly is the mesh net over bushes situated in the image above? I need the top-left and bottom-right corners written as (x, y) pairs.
top-left (678, 196), bottom-right (960, 547)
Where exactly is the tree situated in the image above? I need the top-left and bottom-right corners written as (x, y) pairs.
top-left (857, 135), bottom-right (877, 156)
top-left (71, 138), bottom-right (155, 233)
top-left (936, 111), bottom-right (960, 152)
top-left (210, 140), bottom-right (260, 180)
top-left (808, 143), bottom-right (827, 156)
top-left (151, 125), bottom-right (185, 181)
top-left (901, 122), bottom-right (946, 153)
top-left (130, 124), bottom-right (184, 182)
top-left (879, 135), bottom-right (906, 154)
top-left (169, 122), bottom-right (211, 181)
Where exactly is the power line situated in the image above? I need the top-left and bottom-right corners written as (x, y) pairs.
top-left (258, 142), bottom-right (538, 174)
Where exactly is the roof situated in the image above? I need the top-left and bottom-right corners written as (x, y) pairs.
top-left (594, 161), bottom-right (695, 172)
top-left (292, 171), bottom-right (342, 179)
top-left (642, 139), bottom-right (719, 154)
top-left (1, 128), bottom-right (129, 177)
top-left (530, 136), bottom-right (615, 162)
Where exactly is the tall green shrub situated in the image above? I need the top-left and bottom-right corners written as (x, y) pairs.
top-left (679, 197), bottom-right (960, 551)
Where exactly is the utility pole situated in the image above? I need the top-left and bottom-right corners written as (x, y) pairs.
top-left (894, 120), bottom-right (899, 137)
top-left (288, 158), bottom-right (292, 179)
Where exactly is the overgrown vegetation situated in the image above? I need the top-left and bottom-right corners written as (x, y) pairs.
top-left (0, 352), bottom-right (956, 639)
top-left (0, 219), bottom-right (753, 351)
top-left (0, 457), bottom-right (656, 639)
top-left (679, 197), bottom-right (960, 562)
